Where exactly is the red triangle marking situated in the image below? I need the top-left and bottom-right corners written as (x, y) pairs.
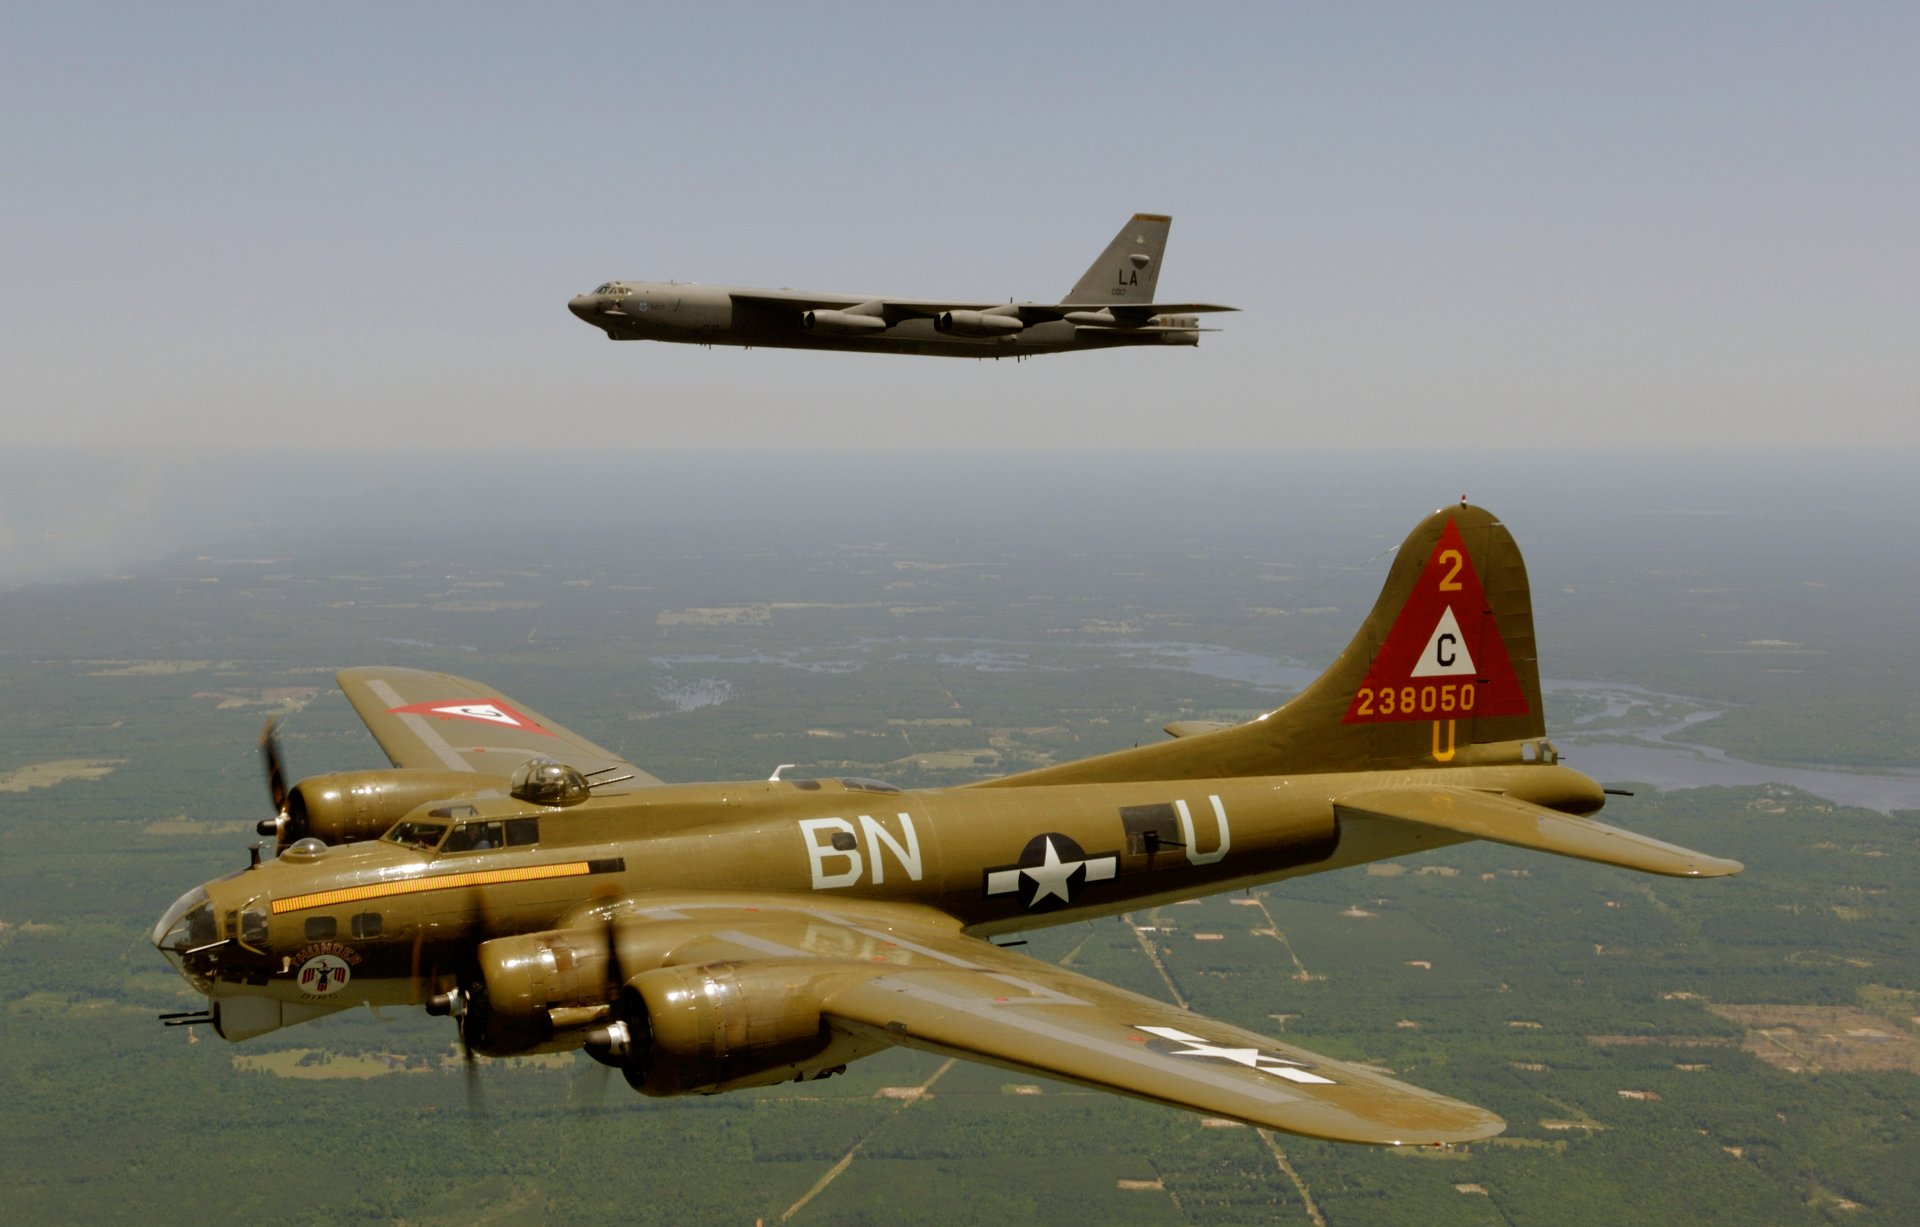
top-left (1343, 519), bottom-right (1529, 724)
top-left (387, 698), bottom-right (553, 735)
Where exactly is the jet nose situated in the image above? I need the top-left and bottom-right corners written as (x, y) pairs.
top-left (568, 292), bottom-right (599, 322)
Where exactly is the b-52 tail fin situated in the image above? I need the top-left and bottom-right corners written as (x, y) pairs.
top-left (1063, 213), bottom-right (1171, 305)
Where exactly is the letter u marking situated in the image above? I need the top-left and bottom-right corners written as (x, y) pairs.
top-left (1174, 796), bottom-right (1231, 866)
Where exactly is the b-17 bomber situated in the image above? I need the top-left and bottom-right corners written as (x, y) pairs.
top-left (567, 213), bottom-right (1236, 358)
top-left (154, 504), bottom-right (1739, 1146)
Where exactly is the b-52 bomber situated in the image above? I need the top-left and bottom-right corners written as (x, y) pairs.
top-left (566, 213), bottom-right (1236, 358)
top-left (154, 504), bottom-right (1738, 1146)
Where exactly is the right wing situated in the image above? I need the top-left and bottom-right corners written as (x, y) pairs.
top-left (337, 666), bottom-right (661, 785)
top-left (598, 895), bottom-right (1503, 1146)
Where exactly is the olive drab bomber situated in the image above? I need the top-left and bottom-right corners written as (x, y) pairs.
top-left (153, 504), bottom-right (1739, 1148)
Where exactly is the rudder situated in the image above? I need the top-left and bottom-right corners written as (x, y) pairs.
top-left (1063, 213), bottom-right (1171, 305)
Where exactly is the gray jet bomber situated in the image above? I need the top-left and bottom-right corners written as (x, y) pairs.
top-left (568, 214), bottom-right (1236, 359)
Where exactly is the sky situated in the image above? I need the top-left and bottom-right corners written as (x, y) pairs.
top-left (3, 4), bottom-right (1917, 453)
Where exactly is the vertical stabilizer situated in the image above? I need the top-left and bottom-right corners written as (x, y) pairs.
top-left (978, 504), bottom-right (1548, 786)
top-left (1064, 214), bottom-right (1171, 305)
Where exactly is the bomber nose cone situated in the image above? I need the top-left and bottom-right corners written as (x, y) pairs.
top-left (568, 292), bottom-right (599, 322)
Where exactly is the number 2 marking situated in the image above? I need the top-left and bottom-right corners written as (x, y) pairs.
top-left (1438, 549), bottom-right (1464, 592)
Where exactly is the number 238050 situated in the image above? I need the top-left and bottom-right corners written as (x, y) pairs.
top-left (1354, 682), bottom-right (1476, 718)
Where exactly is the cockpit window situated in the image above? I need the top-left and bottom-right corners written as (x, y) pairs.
top-left (383, 820), bottom-right (448, 850)
top-left (443, 820), bottom-right (503, 853)
top-left (594, 283), bottom-right (614, 294)
top-left (443, 817), bottom-right (541, 853)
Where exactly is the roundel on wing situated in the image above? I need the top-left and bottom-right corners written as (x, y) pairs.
top-left (387, 698), bottom-right (553, 735)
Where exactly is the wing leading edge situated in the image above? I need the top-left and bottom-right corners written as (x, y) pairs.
top-left (337, 667), bottom-right (661, 785)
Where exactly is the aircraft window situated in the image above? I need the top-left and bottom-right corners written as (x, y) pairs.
top-left (240, 906), bottom-right (269, 948)
top-left (351, 912), bottom-right (382, 938)
top-left (444, 820), bottom-right (505, 853)
top-left (1120, 803), bottom-right (1181, 856)
top-left (304, 916), bottom-right (337, 941)
top-left (839, 777), bottom-right (903, 794)
top-left (384, 821), bottom-right (448, 850)
top-left (505, 817), bottom-right (540, 846)
top-left (151, 886), bottom-right (215, 951)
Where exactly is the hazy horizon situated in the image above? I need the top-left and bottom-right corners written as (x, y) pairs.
top-left (3, 444), bottom-right (1915, 587)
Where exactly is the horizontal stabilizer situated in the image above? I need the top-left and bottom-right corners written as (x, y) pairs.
top-left (1336, 786), bottom-right (1743, 878)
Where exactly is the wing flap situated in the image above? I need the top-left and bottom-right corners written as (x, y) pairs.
top-left (1337, 786), bottom-right (1741, 877)
top-left (337, 667), bottom-right (661, 785)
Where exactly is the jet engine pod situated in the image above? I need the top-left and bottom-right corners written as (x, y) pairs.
top-left (281, 770), bottom-right (504, 849)
top-left (934, 309), bottom-right (1024, 337)
top-left (618, 961), bottom-right (835, 1096)
top-left (801, 309), bottom-right (887, 336)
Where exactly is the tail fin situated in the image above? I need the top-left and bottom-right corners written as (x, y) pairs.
top-left (980, 503), bottom-right (1547, 787)
top-left (1063, 213), bottom-right (1171, 305)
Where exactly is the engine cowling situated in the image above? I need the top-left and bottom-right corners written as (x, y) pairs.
top-left (801, 309), bottom-right (886, 336)
top-left (469, 927), bottom-right (618, 1055)
top-left (1062, 309), bottom-right (1119, 327)
top-left (467, 927), bottom-right (876, 1091)
top-left (934, 309), bottom-right (1024, 337)
top-left (620, 961), bottom-right (835, 1096)
top-left (278, 770), bottom-right (503, 849)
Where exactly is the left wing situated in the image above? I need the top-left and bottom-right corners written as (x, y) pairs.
top-left (597, 896), bottom-right (1502, 1146)
top-left (337, 667), bottom-right (661, 785)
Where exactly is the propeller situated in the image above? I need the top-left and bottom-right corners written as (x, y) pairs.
top-left (255, 719), bottom-right (289, 843)
top-left (582, 905), bottom-right (644, 1086)
top-left (423, 911), bottom-right (492, 1119)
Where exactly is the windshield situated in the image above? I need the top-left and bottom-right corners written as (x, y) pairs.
top-left (382, 820), bottom-right (448, 850)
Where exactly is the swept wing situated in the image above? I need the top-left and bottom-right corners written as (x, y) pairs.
top-left (726, 289), bottom-right (1237, 325)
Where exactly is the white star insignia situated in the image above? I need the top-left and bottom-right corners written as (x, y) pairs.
top-left (1136, 1026), bottom-right (1336, 1085)
top-left (1022, 837), bottom-right (1078, 905)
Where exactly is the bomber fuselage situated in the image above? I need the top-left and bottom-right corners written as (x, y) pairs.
top-left (567, 282), bottom-right (1205, 358)
top-left (156, 753), bottom-right (1602, 1026)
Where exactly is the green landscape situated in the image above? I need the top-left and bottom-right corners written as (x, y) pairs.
top-left (2, 452), bottom-right (1915, 1225)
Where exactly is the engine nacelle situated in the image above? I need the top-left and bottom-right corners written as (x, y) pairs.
top-left (624, 961), bottom-right (834, 1096)
top-left (802, 309), bottom-right (886, 336)
top-left (469, 928), bottom-right (617, 1055)
top-left (279, 770), bottom-right (503, 848)
top-left (1063, 309), bottom-right (1119, 327)
top-left (935, 309), bottom-right (1024, 337)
